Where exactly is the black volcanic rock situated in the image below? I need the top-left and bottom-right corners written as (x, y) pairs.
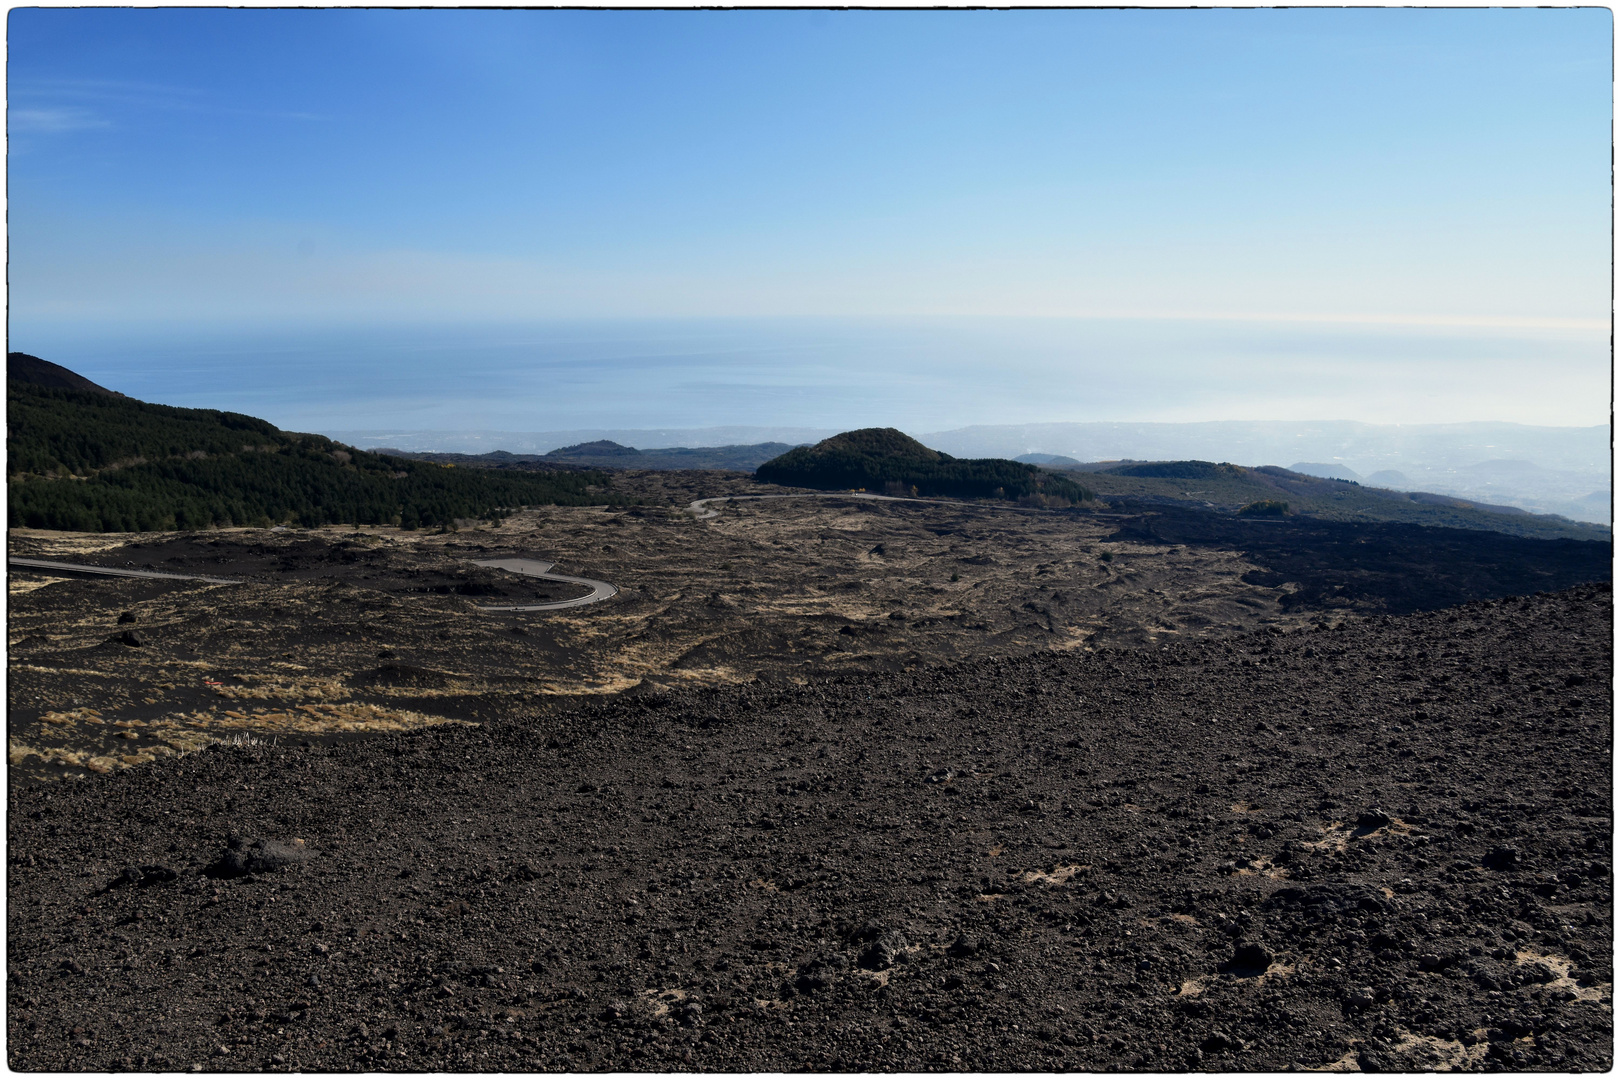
top-left (354, 662), bottom-right (453, 689)
top-left (1222, 942), bottom-right (1274, 974)
top-left (794, 953), bottom-right (848, 992)
top-left (1107, 501), bottom-right (1610, 614)
top-left (204, 836), bottom-right (311, 878)
top-left (7, 584), bottom-right (1611, 1072)
top-left (103, 864), bottom-right (179, 891)
top-left (1355, 807), bottom-right (1395, 832)
top-left (856, 929), bottom-right (909, 970)
top-left (1482, 845), bottom-right (1522, 871)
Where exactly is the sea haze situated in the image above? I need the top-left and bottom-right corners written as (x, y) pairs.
top-left (14, 315), bottom-right (1608, 434)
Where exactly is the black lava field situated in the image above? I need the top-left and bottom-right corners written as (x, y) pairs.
top-left (7, 585), bottom-right (1612, 1072)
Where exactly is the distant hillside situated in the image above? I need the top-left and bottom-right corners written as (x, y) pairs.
top-left (324, 426), bottom-right (839, 456)
top-left (376, 440), bottom-right (800, 472)
top-left (1290, 461), bottom-right (1363, 482)
top-left (8, 351), bottom-right (122, 396)
top-left (1109, 460), bottom-right (1242, 480)
top-left (8, 358), bottom-right (617, 532)
top-left (544, 440), bottom-right (800, 471)
top-left (1054, 460), bottom-right (1608, 542)
top-left (756, 428), bottom-right (1093, 505)
top-left (922, 420), bottom-right (1610, 525)
top-left (921, 419), bottom-right (1609, 474)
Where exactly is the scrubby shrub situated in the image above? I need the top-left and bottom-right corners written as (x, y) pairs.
top-left (1238, 499), bottom-right (1289, 517)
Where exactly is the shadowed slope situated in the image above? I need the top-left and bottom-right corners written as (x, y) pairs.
top-left (8, 352), bottom-right (121, 396)
top-left (757, 427), bottom-right (1092, 504)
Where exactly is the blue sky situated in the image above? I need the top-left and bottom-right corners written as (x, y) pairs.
top-left (8, 8), bottom-right (1612, 429)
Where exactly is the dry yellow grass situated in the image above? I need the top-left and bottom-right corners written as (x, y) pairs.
top-left (8, 489), bottom-right (1334, 780)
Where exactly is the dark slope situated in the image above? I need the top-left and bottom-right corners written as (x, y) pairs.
top-left (757, 428), bottom-right (1092, 505)
top-left (544, 440), bottom-right (800, 471)
top-left (8, 585), bottom-right (1610, 1072)
top-left (1065, 460), bottom-right (1606, 542)
top-left (380, 442), bottom-right (801, 472)
top-left (8, 351), bottom-right (121, 395)
top-left (8, 359), bottom-right (618, 531)
top-left (1105, 501), bottom-right (1611, 615)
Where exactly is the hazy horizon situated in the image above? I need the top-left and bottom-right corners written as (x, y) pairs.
top-left (13, 315), bottom-right (1611, 434)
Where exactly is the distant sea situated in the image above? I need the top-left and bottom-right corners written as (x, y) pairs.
top-left (14, 316), bottom-right (1607, 436)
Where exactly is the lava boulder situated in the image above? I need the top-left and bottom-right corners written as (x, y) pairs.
top-left (855, 929), bottom-right (909, 971)
top-left (104, 864), bottom-right (179, 891)
top-left (206, 836), bottom-right (311, 878)
top-left (1221, 942), bottom-right (1274, 974)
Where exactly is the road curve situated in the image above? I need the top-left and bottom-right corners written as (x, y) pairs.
top-left (8, 556), bottom-right (241, 585)
top-left (6, 554), bottom-right (613, 613)
top-left (13, 491), bottom-right (1067, 613)
top-left (9, 492), bottom-right (1063, 615)
top-left (467, 557), bottom-right (618, 612)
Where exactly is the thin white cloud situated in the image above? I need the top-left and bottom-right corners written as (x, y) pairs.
top-left (10, 106), bottom-right (110, 133)
top-left (21, 76), bottom-right (202, 108)
top-left (13, 76), bottom-right (328, 124)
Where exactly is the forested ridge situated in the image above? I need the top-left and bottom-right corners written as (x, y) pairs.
top-left (8, 372), bottom-right (616, 532)
top-left (756, 427), bottom-right (1093, 505)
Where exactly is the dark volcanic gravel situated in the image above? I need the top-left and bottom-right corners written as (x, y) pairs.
top-left (8, 585), bottom-right (1612, 1072)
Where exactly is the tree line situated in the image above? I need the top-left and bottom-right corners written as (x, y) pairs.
top-left (8, 381), bottom-right (616, 532)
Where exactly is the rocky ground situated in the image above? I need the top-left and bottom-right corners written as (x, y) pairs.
top-left (8, 473), bottom-right (1607, 781)
top-left (0, 492), bottom-right (1332, 781)
top-left (7, 583), bottom-right (1612, 1072)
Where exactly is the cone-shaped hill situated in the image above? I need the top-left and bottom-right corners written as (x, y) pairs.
top-left (797, 427), bottom-right (945, 464)
top-left (756, 427), bottom-right (1092, 504)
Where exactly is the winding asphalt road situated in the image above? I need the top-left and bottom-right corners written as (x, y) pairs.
top-left (8, 554), bottom-right (616, 614)
top-left (11, 490), bottom-right (1072, 614)
top-left (466, 557), bottom-right (618, 612)
top-left (7, 556), bottom-right (241, 585)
